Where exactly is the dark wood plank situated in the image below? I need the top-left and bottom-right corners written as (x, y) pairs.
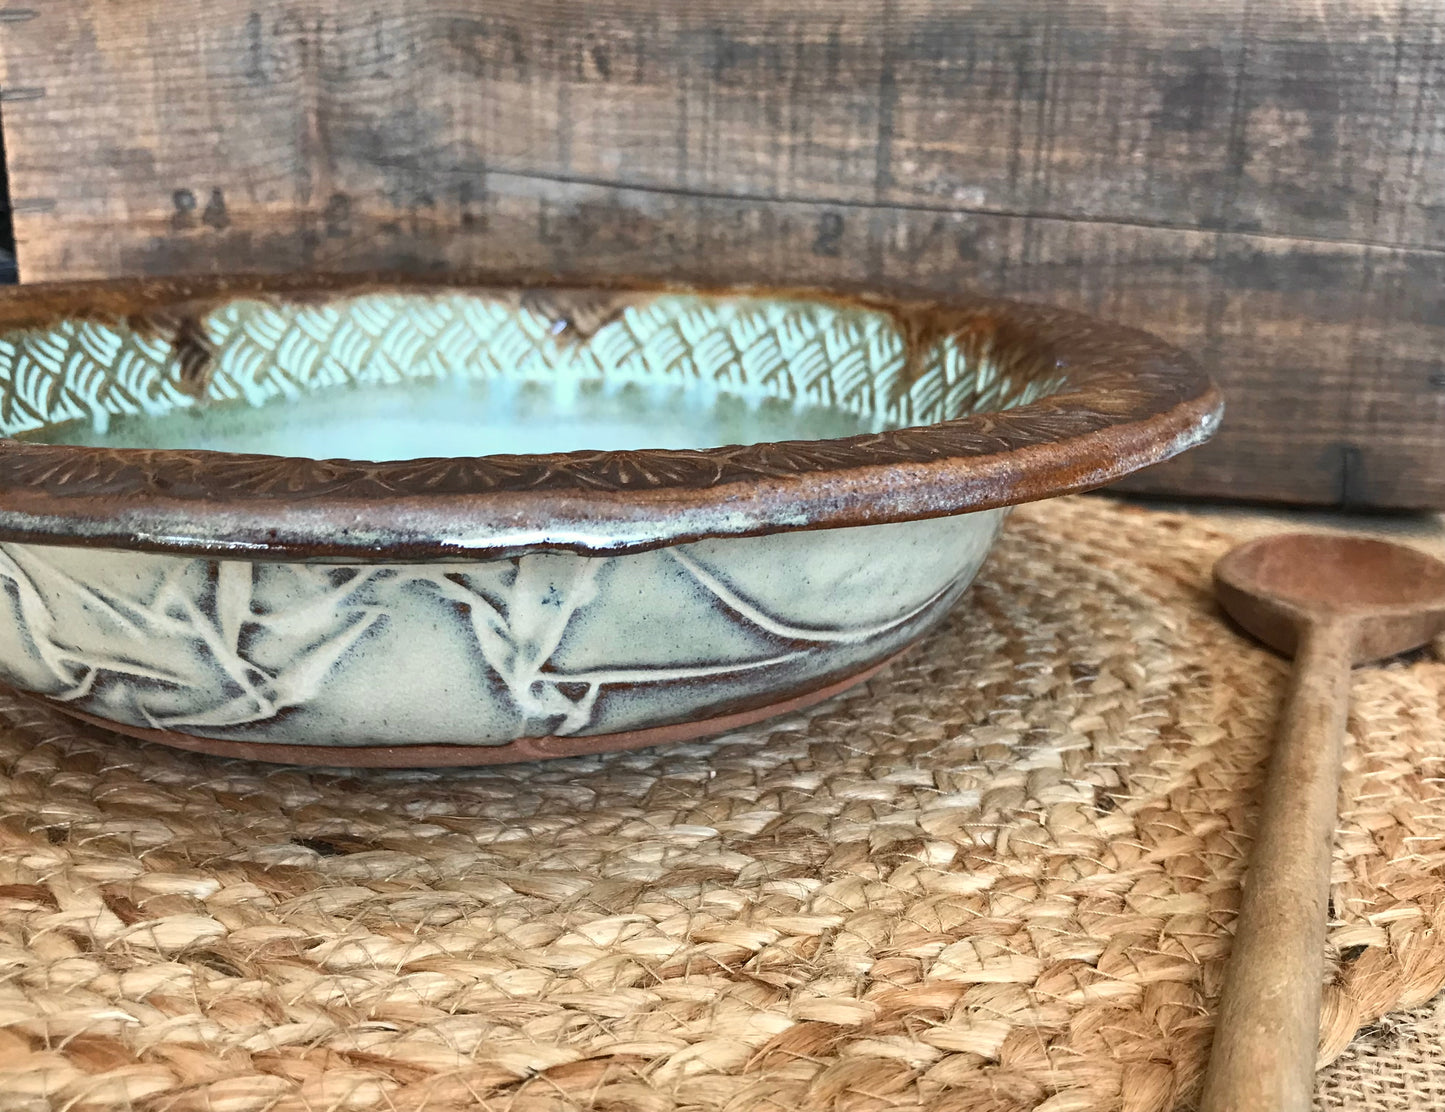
top-left (7, 1), bottom-right (1444, 251)
top-left (1, 1), bottom-right (1443, 507)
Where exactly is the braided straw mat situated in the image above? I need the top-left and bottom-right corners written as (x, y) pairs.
top-left (2, 494), bottom-right (1445, 1112)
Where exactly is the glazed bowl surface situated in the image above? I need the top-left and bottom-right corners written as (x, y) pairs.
top-left (0, 274), bottom-right (1221, 764)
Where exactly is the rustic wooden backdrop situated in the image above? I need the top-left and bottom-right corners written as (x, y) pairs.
top-left (1, 1), bottom-right (1442, 508)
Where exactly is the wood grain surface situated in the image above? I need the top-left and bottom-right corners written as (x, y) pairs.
top-left (1, 1), bottom-right (1442, 507)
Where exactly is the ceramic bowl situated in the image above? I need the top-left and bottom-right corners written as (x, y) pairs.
top-left (0, 274), bottom-right (1220, 765)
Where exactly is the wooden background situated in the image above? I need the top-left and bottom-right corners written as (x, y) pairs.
top-left (1, 1), bottom-right (1443, 507)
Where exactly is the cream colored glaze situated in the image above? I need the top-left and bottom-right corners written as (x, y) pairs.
top-left (0, 511), bottom-right (1004, 748)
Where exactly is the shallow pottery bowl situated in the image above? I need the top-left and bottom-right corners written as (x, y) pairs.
top-left (0, 274), bottom-right (1220, 766)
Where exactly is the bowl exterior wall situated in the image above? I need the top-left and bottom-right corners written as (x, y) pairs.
top-left (0, 509), bottom-right (1005, 750)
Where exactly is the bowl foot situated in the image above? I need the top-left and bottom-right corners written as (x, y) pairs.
top-left (26, 652), bottom-right (901, 768)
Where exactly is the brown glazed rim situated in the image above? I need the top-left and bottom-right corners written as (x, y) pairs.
top-left (0, 271), bottom-right (1222, 561)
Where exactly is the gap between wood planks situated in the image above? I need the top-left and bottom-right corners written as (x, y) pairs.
top-left (14, 164), bottom-right (1445, 263)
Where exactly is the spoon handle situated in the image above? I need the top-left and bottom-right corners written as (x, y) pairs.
top-left (1200, 620), bottom-right (1354, 1112)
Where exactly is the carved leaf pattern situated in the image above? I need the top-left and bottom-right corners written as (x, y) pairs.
top-left (0, 516), bottom-right (986, 743)
top-left (0, 547), bottom-right (390, 730)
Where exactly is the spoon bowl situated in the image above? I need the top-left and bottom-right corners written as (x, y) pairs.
top-left (1215, 533), bottom-right (1445, 663)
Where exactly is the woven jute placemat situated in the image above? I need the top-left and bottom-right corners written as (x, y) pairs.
top-left (2, 495), bottom-right (1444, 1112)
top-left (1319, 996), bottom-right (1445, 1110)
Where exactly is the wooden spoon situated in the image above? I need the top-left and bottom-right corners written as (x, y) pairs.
top-left (1201, 534), bottom-right (1445, 1112)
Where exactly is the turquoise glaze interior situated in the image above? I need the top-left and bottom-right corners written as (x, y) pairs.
top-left (0, 292), bottom-right (1061, 460)
top-left (34, 378), bottom-right (878, 458)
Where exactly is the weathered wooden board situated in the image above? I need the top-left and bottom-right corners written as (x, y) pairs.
top-left (1, 1), bottom-right (1443, 507)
